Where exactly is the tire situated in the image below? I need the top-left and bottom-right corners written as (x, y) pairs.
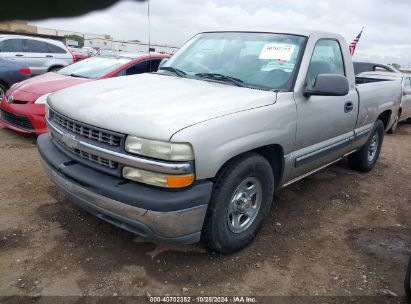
top-left (49, 66), bottom-right (62, 72)
top-left (406, 257), bottom-right (411, 301)
top-left (348, 120), bottom-right (384, 172)
top-left (202, 152), bottom-right (275, 253)
top-left (0, 82), bottom-right (6, 100)
top-left (388, 111), bottom-right (400, 134)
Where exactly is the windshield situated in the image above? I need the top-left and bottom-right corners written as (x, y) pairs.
top-left (160, 32), bottom-right (307, 91)
top-left (57, 56), bottom-right (131, 78)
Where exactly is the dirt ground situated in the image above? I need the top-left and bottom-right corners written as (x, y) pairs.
top-left (0, 123), bottom-right (410, 299)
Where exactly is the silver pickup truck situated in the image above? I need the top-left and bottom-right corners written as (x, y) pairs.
top-left (37, 29), bottom-right (401, 253)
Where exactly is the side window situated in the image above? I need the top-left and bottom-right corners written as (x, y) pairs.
top-left (125, 60), bottom-right (151, 75)
top-left (306, 39), bottom-right (345, 86)
top-left (404, 78), bottom-right (411, 89)
top-left (25, 39), bottom-right (49, 53)
top-left (47, 43), bottom-right (66, 54)
top-left (149, 59), bottom-right (162, 72)
top-left (115, 59), bottom-right (164, 77)
top-left (0, 39), bottom-right (24, 52)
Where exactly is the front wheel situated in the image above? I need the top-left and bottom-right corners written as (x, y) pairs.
top-left (202, 153), bottom-right (275, 253)
top-left (348, 120), bottom-right (385, 172)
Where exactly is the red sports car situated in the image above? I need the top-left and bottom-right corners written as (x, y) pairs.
top-left (0, 53), bottom-right (169, 135)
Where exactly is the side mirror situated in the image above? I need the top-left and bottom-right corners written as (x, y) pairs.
top-left (403, 89), bottom-right (411, 96)
top-left (304, 74), bottom-right (349, 97)
top-left (159, 58), bottom-right (169, 69)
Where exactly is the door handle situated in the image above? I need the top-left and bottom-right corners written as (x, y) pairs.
top-left (344, 101), bottom-right (354, 113)
top-left (46, 55), bottom-right (53, 58)
top-left (15, 54), bottom-right (24, 57)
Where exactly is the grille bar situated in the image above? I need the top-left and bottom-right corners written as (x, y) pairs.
top-left (55, 137), bottom-right (118, 169)
top-left (49, 109), bottom-right (123, 147)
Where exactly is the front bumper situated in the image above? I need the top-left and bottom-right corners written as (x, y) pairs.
top-left (0, 98), bottom-right (47, 135)
top-left (37, 134), bottom-right (213, 244)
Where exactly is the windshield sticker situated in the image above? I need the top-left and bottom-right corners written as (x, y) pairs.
top-left (259, 44), bottom-right (296, 61)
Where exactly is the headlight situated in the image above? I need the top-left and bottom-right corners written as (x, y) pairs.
top-left (10, 82), bottom-right (19, 90)
top-left (125, 136), bottom-right (194, 161)
top-left (123, 167), bottom-right (194, 188)
top-left (34, 93), bottom-right (51, 104)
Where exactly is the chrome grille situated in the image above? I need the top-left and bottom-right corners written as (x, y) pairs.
top-left (55, 137), bottom-right (118, 169)
top-left (50, 109), bottom-right (122, 147)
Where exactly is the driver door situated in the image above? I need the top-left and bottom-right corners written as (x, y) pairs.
top-left (292, 39), bottom-right (358, 178)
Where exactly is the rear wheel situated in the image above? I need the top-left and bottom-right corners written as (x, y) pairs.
top-left (202, 153), bottom-right (275, 253)
top-left (49, 66), bottom-right (63, 72)
top-left (348, 120), bottom-right (384, 172)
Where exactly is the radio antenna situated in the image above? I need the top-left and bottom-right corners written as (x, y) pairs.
top-left (147, 0), bottom-right (151, 54)
top-left (147, 0), bottom-right (152, 71)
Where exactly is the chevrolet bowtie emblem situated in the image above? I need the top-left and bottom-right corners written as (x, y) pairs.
top-left (61, 133), bottom-right (79, 149)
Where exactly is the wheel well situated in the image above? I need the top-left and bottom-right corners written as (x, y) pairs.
top-left (253, 145), bottom-right (284, 189)
top-left (0, 78), bottom-right (8, 89)
top-left (215, 144), bottom-right (284, 190)
top-left (377, 110), bottom-right (392, 131)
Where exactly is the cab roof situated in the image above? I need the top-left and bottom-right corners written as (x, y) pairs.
top-left (200, 28), bottom-right (340, 38)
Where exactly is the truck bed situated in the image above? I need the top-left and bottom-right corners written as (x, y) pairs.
top-left (355, 78), bottom-right (402, 129)
top-left (355, 76), bottom-right (393, 85)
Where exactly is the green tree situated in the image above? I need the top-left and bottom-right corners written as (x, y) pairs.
top-left (64, 34), bottom-right (84, 47)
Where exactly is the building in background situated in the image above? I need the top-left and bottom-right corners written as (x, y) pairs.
top-left (400, 65), bottom-right (411, 74)
top-left (84, 38), bottom-right (179, 54)
top-left (0, 20), bottom-right (179, 55)
top-left (0, 21), bottom-right (110, 41)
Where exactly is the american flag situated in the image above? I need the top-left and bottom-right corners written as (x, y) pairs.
top-left (349, 28), bottom-right (364, 56)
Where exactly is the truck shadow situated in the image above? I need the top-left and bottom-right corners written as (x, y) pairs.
top-left (31, 158), bottom-right (364, 293)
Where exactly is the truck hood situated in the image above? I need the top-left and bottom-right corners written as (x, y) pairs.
top-left (49, 73), bottom-right (277, 141)
top-left (12, 72), bottom-right (91, 97)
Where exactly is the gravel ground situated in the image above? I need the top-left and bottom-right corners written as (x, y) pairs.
top-left (0, 123), bottom-right (410, 299)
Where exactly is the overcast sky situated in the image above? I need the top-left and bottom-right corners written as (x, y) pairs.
top-left (32, 0), bottom-right (411, 65)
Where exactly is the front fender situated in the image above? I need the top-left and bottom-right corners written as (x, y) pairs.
top-left (171, 100), bottom-right (296, 180)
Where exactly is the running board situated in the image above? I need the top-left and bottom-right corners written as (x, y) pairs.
top-left (281, 149), bottom-right (357, 188)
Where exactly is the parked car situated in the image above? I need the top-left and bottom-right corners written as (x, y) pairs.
top-left (0, 58), bottom-right (31, 100)
top-left (357, 71), bottom-right (411, 133)
top-left (37, 29), bottom-right (401, 253)
top-left (406, 257), bottom-right (411, 300)
top-left (353, 61), bottom-right (401, 75)
top-left (0, 35), bottom-right (75, 75)
top-left (0, 53), bottom-right (169, 134)
top-left (68, 47), bottom-right (89, 62)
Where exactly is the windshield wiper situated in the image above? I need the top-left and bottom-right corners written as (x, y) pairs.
top-left (194, 73), bottom-right (244, 87)
top-left (159, 66), bottom-right (186, 77)
top-left (69, 73), bottom-right (89, 78)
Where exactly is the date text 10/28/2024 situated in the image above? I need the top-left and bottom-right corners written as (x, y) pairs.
top-left (149, 296), bottom-right (257, 303)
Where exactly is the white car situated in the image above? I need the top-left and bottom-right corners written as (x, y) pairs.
top-left (0, 35), bottom-right (74, 75)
